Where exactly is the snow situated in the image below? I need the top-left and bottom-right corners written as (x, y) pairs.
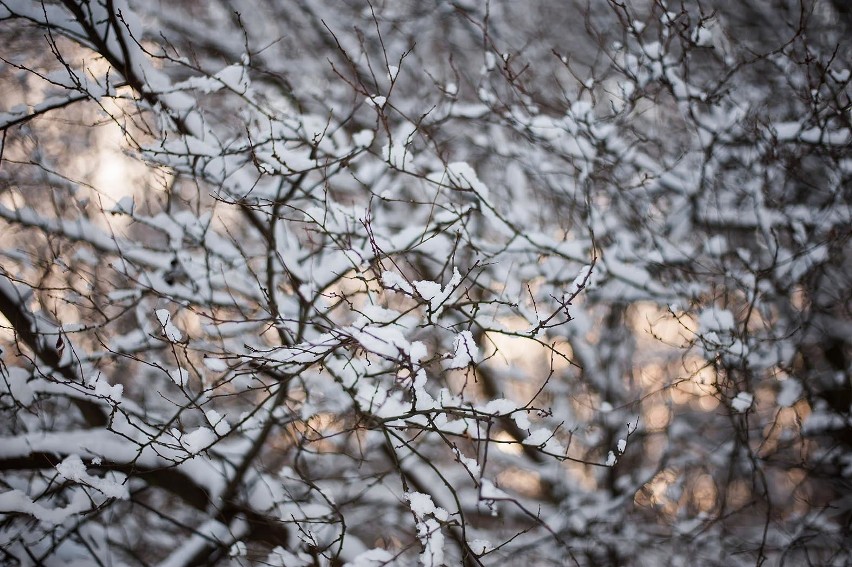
top-left (480, 479), bottom-right (509, 500)
top-left (155, 309), bottom-right (183, 342)
top-left (4, 368), bottom-right (35, 405)
top-left (366, 95), bottom-right (387, 108)
top-left (777, 378), bottom-right (802, 408)
top-left (346, 325), bottom-right (414, 361)
top-left (573, 264), bottom-right (594, 289)
top-left (453, 447), bottom-right (481, 477)
top-left (202, 356), bottom-right (228, 371)
top-left (248, 474), bottom-right (286, 512)
top-left (214, 64), bottom-right (250, 93)
top-left (180, 427), bottom-right (217, 453)
top-left (830, 68), bottom-right (850, 82)
top-left (94, 378), bottom-right (124, 402)
top-left (406, 493), bottom-right (448, 567)
top-left (407, 491), bottom-right (436, 519)
top-left (699, 307), bottom-right (735, 334)
top-left (691, 25), bottom-right (713, 47)
top-left (413, 280), bottom-right (442, 301)
top-left (416, 518), bottom-right (445, 566)
top-left (157, 519), bottom-right (242, 567)
top-left (443, 162), bottom-right (490, 199)
top-left (4, 2), bottom-right (848, 564)
top-left (170, 367), bottom-right (190, 388)
top-left (352, 129), bottom-right (374, 147)
top-left (382, 138), bottom-right (414, 169)
top-left (56, 455), bottom-right (129, 500)
top-left (484, 51), bottom-right (497, 71)
top-left (0, 488), bottom-right (89, 526)
top-left (347, 548), bottom-right (395, 567)
top-left (423, 268), bottom-right (461, 316)
top-left (444, 331), bottom-right (479, 369)
top-left (205, 409), bottom-right (230, 436)
top-left (383, 268), bottom-right (461, 319)
top-left (731, 392), bottom-right (753, 413)
top-left (111, 196), bottom-right (135, 215)
top-left (467, 539), bottom-right (493, 555)
top-left (483, 398), bottom-right (516, 415)
top-left (513, 411), bottom-right (531, 430)
top-left (229, 541), bottom-right (247, 557)
top-left (704, 236), bottom-right (727, 256)
top-left (523, 428), bottom-right (552, 447)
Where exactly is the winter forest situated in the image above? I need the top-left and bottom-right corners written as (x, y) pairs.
top-left (0, 0), bottom-right (850, 565)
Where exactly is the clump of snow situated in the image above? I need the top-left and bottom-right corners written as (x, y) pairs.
top-left (830, 68), bottom-right (850, 82)
top-left (573, 264), bottom-right (595, 290)
top-left (410, 341), bottom-right (428, 364)
top-left (347, 548), bottom-right (395, 567)
top-left (479, 480), bottom-right (508, 516)
top-left (110, 196), bottom-right (135, 215)
top-left (94, 377), bottom-right (123, 402)
top-left (366, 95), bottom-right (387, 108)
top-left (205, 409), bottom-right (230, 436)
top-left (382, 270), bottom-right (414, 294)
top-left (691, 24), bottom-right (713, 47)
top-left (170, 367), bottom-right (190, 388)
top-left (203, 356), bottom-right (228, 371)
top-left (180, 427), bottom-right (216, 454)
top-left (407, 492), bottom-right (436, 519)
top-left (3, 368), bottom-right (34, 405)
top-left (777, 378), bottom-right (802, 408)
top-left (382, 140), bottom-right (413, 169)
top-left (383, 268), bottom-right (462, 320)
top-left (56, 455), bottom-right (128, 500)
top-left (248, 473), bottom-right (286, 512)
top-left (229, 541), bottom-right (247, 557)
top-left (406, 492), bottom-right (448, 567)
top-left (346, 325), bottom-right (414, 361)
top-left (416, 518), bottom-right (445, 566)
top-left (513, 411), bottom-right (531, 430)
top-left (444, 162), bottom-right (490, 199)
top-left (605, 451), bottom-right (617, 466)
top-left (483, 52), bottom-right (497, 72)
top-left (523, 428), bottom-right (553, 447)
top-left (444, 331), bottom-right (479, 369)
top-left (414, 280), bottom-right (442, 302)
top-left (731, 392), bottom-right (753, 413)
top-left (452, 447), bottom-right (481, 478)
top-left (704, 235), bottom-right (727, 256)
top-left (352, 129), bottom-right (374, 147)
top-left (698, 306), bottom-right (737, 348)
top-left (483, 398), bottom-right (516, 415)
top-left (699, 307), bottom-right (735, 333)
top-left (155, 309), bottom-right (183, 342)
top-left (467, 539), bottom-right (493, 555)
top-left (214, 64), bottom-right (250, 93)
top-left (356, 304), bottom-right (402, 326)
top-left (0, 488), bottom-right (89, 526)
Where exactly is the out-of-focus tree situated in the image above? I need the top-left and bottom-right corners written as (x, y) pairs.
top-left (0, 1), bottom-right (849, 565)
